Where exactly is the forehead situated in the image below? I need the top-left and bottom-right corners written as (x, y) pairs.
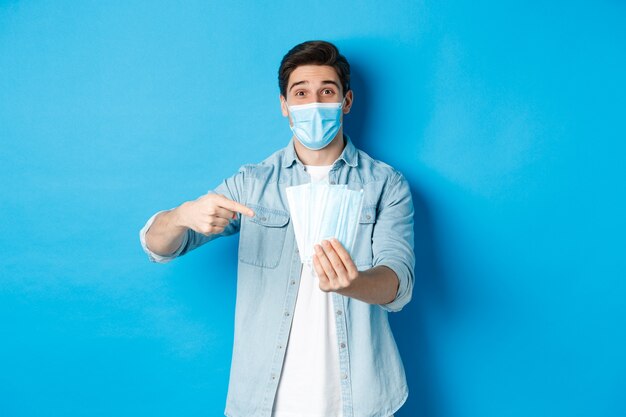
top-left (288, 65), bottom-right (340, 88)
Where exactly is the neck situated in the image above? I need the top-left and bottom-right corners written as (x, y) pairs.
top-left (293, 129), bottom-right (346, 166)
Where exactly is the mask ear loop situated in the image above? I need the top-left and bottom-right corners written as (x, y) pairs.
top-left (284, 98), bottom-right (293, 120)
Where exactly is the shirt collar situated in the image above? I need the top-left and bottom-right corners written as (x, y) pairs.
top-left (281, 134), bottom-right (358, 169)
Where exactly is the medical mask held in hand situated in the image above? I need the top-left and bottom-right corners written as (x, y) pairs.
top-left (285, 182), bottom-right (364, 264)
top-left (287, 100), bottom-right (344, 150)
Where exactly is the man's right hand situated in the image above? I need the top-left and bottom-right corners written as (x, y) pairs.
top-left (174, 193), bottom-right (255, 236)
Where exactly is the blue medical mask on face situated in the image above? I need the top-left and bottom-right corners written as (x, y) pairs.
top-left (287, 99), bottom-right (345, 150)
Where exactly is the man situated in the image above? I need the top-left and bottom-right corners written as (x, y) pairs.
top-left (140, 40), bottom-right (414, 417)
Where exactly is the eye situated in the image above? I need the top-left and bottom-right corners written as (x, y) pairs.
top-left (295, 90), bottom-right (305, 97)
top-left (322, 89), bottom-right (335, 95)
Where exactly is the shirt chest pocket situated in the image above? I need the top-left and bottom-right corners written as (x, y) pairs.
top-left (238, 204), bottom-right (290, 269)
top-left (352, 205), bottom-right (377, 269)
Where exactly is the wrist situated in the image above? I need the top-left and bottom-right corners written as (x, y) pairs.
top-left (335, 270), bottom-right (363, 297)
top-left (170, 203), bottom-right (189, 229)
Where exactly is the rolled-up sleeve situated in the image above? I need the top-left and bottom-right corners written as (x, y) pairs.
top-left (372, 170), bottom-right (415, 312)
top-left (138, 166), bottom-right (247, 263)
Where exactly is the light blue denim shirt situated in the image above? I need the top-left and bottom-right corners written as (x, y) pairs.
top-left (139, 134), bottom-right (415, 417)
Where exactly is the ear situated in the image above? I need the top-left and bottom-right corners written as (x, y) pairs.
top-left (342, 90), bottom-right (354, 115)
top-left (280, 94), bottom-right (289, 117)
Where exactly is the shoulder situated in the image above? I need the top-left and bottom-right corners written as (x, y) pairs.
top-left (234, 145), bottom-right (287, 183)
top-left (352, 147), bottom-right (412, 208)
top-left (355, 147), bottom-right (406, 184)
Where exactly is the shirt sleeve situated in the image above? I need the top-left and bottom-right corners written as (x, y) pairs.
top-left (372, 170), bottom-right (416, 312)
top-left (138, 165), bottom-right (247, 263)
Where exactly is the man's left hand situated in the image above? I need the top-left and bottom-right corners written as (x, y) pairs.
top-left (312, 238), bottom-right (360, 292)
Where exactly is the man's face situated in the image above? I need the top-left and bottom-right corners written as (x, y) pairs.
top-left (280, 64), bottom-right (353, 119)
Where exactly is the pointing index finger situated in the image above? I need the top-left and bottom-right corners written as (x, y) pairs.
top-left (219, 196), bottom-right (255, 217)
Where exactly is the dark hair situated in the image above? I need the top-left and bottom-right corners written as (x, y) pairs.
top-left (278, 40), bottom-right (351, 98)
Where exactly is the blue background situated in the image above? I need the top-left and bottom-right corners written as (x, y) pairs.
top-left (1, 1), bottom-right (625, 416)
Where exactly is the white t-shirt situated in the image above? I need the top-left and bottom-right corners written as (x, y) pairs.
top-left (272, 164), bottom-right (343, 417)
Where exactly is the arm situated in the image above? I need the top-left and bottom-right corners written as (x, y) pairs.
top-left (144, 207), bottom-right (188, 257)
top-left (139, 167), bottom-right (254, 263)
top-left (313, 238), bottom-right (399, 304)
top-left (338, 265), bottom-right (399, 305)
top-left (145, 194), bottom-right (254, 257)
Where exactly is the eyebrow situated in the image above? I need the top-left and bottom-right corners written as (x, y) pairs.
top-left (288, 80), bottom-right (341, 92)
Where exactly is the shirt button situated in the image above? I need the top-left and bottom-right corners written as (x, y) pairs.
top-left (365, 214), bottom-right (371, 220)
top-left (342, 372), bottom-right (348, 380)
top-left (336, 310), bottom-right (342, 316)
top-left (278, 345), bottom-right (283, 349)
top-left (271, 373), bottom-right (276, 380)
top-left (285, 311), bottom-right (290, 317)
top-left (291, 280), bottom-right (296, 285)
top-left (340, 342), bottom-right (346, 348)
